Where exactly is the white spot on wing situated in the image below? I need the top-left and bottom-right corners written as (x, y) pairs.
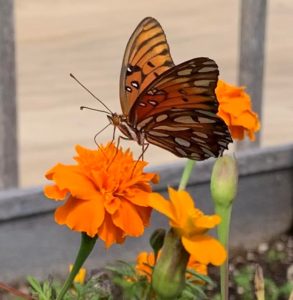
top-left (214, 131), bottom-right (226, 136)
top-left (174, 116), bottom-right (195, 124)
top-left (175, 137), bottom-right (191, 147)
top-left (148, 131), bottom-right (169, 137)
top-left (193, 80), bottom-right (210, 87)
top-left (137, 116), bottom-right (153, 130)
top-left (218, 141), bottom-right (228, 147)
top-left (198, 67), bottom-right (217, 73)
top-left (177, 69), bottom-right (192, 76)
top-left (193, 132), bottom-right (208, 138)
top-left (175, 147), bottom-right (187, 156)
top-left (155, 126), bottom-right (190, 131)
top-left (201, 147), bottom-right (216, 157)
top-left (196, 110), bottom-right (217, 117)
top-left (191, 136), bottom-right (205, 143)
top-left (190, 152), bottom-right (201, 160)
top-left (148, 100), bottom-right (158, 106)
top-left (203, 60), bottom-right (216, 66)
top-left (198, 117), bottom-right (216, 123)
top-left (156, 114), bottom-right (168, 122)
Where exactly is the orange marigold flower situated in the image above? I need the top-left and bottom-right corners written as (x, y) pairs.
top-left (44, 143), bottom-right (159, 247)
top-left (136, 251), bottom-right (156, 281)
top-left (216, 79), bottom-right (260, 141)
top-left (149, 188), bottom-right (226, 266)
top-left (136, 251), bottom-right (207, 282)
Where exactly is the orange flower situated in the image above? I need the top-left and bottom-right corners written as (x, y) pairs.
top-left (216, 79), bottom-right (260, 141)
top-left (136, 251), bottom-right (156, 280)
top-left (44, 143), bottom-right (159, 247)
top-left (149, 188), bottom-right (226, 266)
top-left (136, 251), bottom-right (207, 282)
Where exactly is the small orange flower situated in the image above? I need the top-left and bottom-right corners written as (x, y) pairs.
top-left (136, 251), bottom-right (156, 280)
top-left (149, 188), bottom-right (226, 266)
top-left (216, 79), bottom-right (260, 141)
top-left (44, 143), bottom-right (158, 247)
top-left (136, 251), bottom-right (207, 282)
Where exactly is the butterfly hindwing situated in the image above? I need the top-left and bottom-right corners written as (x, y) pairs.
top-left (120, 17), bottom-right (174, 115)
top-left (142, 109), bottom-right (232, 160)
top-left (127, 57), bottom-right (232, 158)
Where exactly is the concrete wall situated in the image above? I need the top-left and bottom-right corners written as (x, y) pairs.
top-left (0, 144), bottom-right (292, 282)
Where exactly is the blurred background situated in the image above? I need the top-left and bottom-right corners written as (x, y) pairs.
top-left (14, 0), bottom-right (293, 187)
top-left (1, 0), bottom-right (293, 287)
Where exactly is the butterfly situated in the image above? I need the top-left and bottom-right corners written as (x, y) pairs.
top-left (106, 17), bottom-right (232, 160)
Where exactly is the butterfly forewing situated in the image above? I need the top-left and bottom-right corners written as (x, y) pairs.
top-left (120, 17), bottom-right (174, 115)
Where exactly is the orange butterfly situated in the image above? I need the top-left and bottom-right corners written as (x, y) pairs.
top-left (79, 17), bottom-right (232, 160)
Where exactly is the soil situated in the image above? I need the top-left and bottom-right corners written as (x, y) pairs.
top-left (207, 233), bottom-right (293, 300)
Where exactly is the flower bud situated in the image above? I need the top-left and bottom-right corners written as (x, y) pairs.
top-left (150, 228), bottom-right (166, 257)
top-left (211, 155), bottom-right (238, 207)
top-left (152, 228), bottom-right (189, 299)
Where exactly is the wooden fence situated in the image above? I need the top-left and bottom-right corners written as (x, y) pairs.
top-left (0, 0), bottom-right (267, 189)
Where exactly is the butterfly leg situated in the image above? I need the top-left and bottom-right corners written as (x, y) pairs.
top-left (110, 125), bottom-right (117, 145)
top-left (94, 122), bottom-right (112, 146)
top-left (107, 134), bottom-right (131, 170)
top-left (131, 142), bottom-right (150, 177)
top-left (139, 142), bottom-right (150, 162)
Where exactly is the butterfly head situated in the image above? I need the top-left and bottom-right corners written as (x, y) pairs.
top-left (107, 113), bottom-right (125, 127)
top-left (108, 113), bottom-right (143, 144)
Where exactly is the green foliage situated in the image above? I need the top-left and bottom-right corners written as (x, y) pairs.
top-left (107, 261), bottom-right (213, 300)
top-left (265, 248), bottom-right (286, 263)
top-left (234, 265), bottom-right (254, 299)
top-left (27, 275), bottom-right (113, 300)
top-left (26, 262), bottom-right (292, 300)
top-left (106, 261), bottom-right (151, 300)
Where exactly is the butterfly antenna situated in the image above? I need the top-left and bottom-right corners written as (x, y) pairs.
top-left (80, 106), bottom-right (110, 115)
top-left (70, 73), bottom-right (113, 114)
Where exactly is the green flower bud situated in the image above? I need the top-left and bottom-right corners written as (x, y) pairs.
top-left (152, 228), bottom-right (189, 299)
top-left (211, 155), bottom-right (238, 207)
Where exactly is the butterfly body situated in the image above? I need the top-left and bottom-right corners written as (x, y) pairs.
top-left (111, 17), bottom-right (232, 160)
top-left (108, 113), bottom-right (145, 145)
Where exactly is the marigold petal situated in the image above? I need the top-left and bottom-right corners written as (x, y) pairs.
top-left (148, 192), bottom-right (174, 220)
top-left (123, 188), bottom-right (152, 207)
top-left (97, 213), bottom-right (125, 247)
top-left (45, 164), bottom-right (99, 201)
top-left (44, 185), bottom-right (68, 201)
top-left (182, 235), bottom-right (226, 266)
top-left (195, 215), bottom-right (221, 229)
top-left (55, 195), bottom-right (105, 237)
top-left (168, 187), bottom-right (195, 225)
top-left (229, 126), bottom-right (245, 140)
top-left (112, 200), bottom-right (147, 236)
top-left (135, 205), bottom-right (152, 227)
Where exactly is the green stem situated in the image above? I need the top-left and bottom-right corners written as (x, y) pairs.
top-left (56, 233), bottom-right (97, 300)
top-left (178, 159), bottom-right (196, 191)
top-left (215, 205), bottom-right (232, 300)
